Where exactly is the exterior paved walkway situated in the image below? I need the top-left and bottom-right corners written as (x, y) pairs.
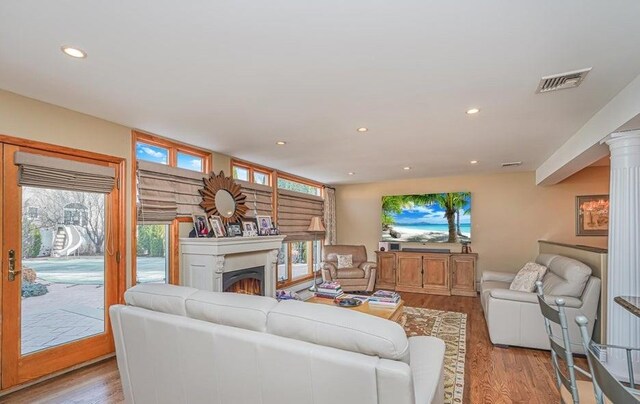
top-left (21, 282), bottom-right (104, 355)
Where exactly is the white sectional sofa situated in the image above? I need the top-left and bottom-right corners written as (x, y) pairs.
top-left (110, 284), bottom-right (446, 404)
top-left (480, 253), bottom-right (601, 353)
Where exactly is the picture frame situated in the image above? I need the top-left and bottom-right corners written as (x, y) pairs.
top-left (576, 195), bottom-right (609, 236)
top-left (208, 215), bottom-right (226, 238)
top-left (256, 215), bottom-right (273, 235)
top-left (227, 222), bottom-right (243, 237)
top-left (242, 220), bottom-right (258, 233)
top-left (192, 214), bottom-right (211, 238)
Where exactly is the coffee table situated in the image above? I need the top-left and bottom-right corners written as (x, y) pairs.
top-left (306, 296), bottom-right (405, 325)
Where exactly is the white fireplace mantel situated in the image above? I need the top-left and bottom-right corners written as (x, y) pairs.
top-left (179, 236), bottom-right (285, 297)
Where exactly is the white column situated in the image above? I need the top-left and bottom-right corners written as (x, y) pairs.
top-left (605, 130), bottom-right (640, 380)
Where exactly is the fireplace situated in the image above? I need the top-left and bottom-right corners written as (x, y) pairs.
top-left (223, 266), bottom-right (265, 296)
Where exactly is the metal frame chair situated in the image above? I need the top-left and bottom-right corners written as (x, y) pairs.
top-left (536, 281), bottom-right (593, 403)
top-left (575, 315), bottom-right (640, 404)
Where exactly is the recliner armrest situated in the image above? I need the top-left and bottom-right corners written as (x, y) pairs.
top-left (360, 261), bottom-right (377, 278)
top-left (320, 261), bottom-right (337, 279)
top-left (481, 270), bottom-right (516, 283)
top-left (489, 289), bottom-right (583, 308)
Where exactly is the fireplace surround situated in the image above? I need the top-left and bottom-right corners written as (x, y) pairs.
top-left (179, 236), bottom-right (285, 297)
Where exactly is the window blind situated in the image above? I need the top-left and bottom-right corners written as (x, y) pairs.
top-left (236, 180), bottom-right (273, 219)
top-left (277, 189), bottom-right (324, 241)
top-left (15, 151), bottom-right (116, 194)
top-left (137, 161), bottom-right (207, 224)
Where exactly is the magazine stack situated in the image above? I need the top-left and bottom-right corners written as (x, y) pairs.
top-left (315, 281), bottom-right (343, 299)
top-left (368, 290), bottom-right (401, 308)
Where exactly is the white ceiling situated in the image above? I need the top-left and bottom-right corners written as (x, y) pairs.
top-left (2, 1), bottom-right (640, 185)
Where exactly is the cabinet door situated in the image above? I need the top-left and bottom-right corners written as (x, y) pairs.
top-left (396, 254), bottom-right (423, 288)
top-left (451, 255), bottom-right (476, 296)
top-left (422, 254), bottom-right (449, 294)
top-left (377, 253), bottom-right (396, 285)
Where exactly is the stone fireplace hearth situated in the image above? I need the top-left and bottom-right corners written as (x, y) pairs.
top-left (179, 236), bottom-right (285, 298)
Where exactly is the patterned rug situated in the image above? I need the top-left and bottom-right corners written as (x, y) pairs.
top-left (403, 307), bottom-right (467, 404)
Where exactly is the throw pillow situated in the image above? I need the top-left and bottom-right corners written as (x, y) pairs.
top-left (336, 254), bottom-right (353, 269)
top-left (510, 262), bottom-right (548, 292)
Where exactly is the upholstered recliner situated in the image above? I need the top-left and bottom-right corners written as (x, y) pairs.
top-left (480, 253), bottom-right (601, 354)
top-left (321, 245), bottom-right (377, 292)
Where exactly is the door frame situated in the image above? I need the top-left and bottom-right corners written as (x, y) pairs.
top-left (0, 134), bottom-right (126, 389)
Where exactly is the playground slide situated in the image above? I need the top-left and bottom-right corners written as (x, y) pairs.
top-left (59, 226), bottom-right (83, 257)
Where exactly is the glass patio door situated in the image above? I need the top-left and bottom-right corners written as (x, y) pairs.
top-left (1, 143), bottom-right (122, 389)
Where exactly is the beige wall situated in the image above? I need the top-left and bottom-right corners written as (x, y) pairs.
top-left (335, 167), bottom-right (610, 279)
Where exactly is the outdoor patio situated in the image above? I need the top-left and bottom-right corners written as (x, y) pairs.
top-left (21, 257), bottom-right (165, 355)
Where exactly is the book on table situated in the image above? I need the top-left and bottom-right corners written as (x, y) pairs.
top-left (368, 290), bottom-right (400, 307)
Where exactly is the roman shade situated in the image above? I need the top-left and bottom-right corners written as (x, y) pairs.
top-left (137, 161), bottom-right (207, 223)
top-left (237, 180), bottom-right (273, 218)
top-left (277, 189), bottom-right (324, 241)
top-left (15, 151), bottom-right (116, 194)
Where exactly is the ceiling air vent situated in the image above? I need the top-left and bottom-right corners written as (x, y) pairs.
top-left (536, 68), bottom-right (591, 93)
top-left (501, 161), bottom-right (522, 168)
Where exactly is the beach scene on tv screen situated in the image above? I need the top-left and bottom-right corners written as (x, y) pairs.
top-left (381, 193), bottom-right (471, 243)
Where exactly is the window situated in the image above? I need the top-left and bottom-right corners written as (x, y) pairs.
top-left (136, 142), bottom-right (169, 165)
top-left (177, 151), bottom-right (204, 172)
top-left (277, 177), bottom-right (321, 196)
top-left (253, 170), bottom-right (270, 186)
top-left (232, 165), bottom-right (249, 181)
top-left (132, 131), bottom-right (212, 286)
top-left (27, 207), bottom-right (38, 218)
top-left (232, 161), bottom-right (271, 186)
top-left (136, 224), bottom-right (169, 283)
top-left (277, 240), bottom-right (323, 285)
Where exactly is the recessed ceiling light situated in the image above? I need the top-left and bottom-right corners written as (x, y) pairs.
top-left (348, 172), bottom-right (355, 176)
top-left (470, 160), bottom-right (478, 164)
top-left (276, 141), bottom-right (286, 145)
top-left (357, 127), bottom-right (368, 132)
top-left (61, 46), bottom-right (87, 58)
top-left (403, 166), bottom-right (411, 170)
top-left (466, 108), bottom-right (480, 115)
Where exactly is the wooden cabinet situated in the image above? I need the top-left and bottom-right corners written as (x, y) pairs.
top-left (422, 254), bottom-right (450, 295)
top-left (375, 251), bottom-right (478, 296)
top-left (376, 252), bottom-right (396, 289)
top-left (396, 254), bottom-right (423, 291)
top-left (450, 254), bottom-right (477, 296)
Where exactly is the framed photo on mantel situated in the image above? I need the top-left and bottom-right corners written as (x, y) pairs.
top-left (576, 195), bottom-right (609, 236)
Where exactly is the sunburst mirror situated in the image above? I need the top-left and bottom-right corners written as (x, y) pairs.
top-left (199, 171), bottom-right (248, 224)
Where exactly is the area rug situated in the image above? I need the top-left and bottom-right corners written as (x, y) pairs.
top-left (403, 307), bottom-right (467, 404)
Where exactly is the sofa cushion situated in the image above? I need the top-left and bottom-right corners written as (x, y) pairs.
top-left (509, 262), bottom-right (548, 292)
top-left (337, 267), bottom-right (366, 279)
top-left (267, 300), bottom-right (410, 362)
top-left (538, 255), bottom-right (592, 297)
top-left (185, 291), bottom-right (278, 332)
top-left (124, 283), bottom-right (198, 316)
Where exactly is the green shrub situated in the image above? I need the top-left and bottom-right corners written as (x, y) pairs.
top-left (22, 282), bottom-right (48, 298)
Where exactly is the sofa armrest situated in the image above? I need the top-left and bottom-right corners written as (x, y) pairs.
top-left (489, 289), bottom-right (582, 308)
top-left (481, 270), bottom-right (516, 283)
top-left (409, 336), bottom-right (446, 404)
top-left (320, 262), bottom-right (337, 279)
top-left (360, 261), bottom-right (377, 278)
top-left (480, 271), bottom-right (516, 282)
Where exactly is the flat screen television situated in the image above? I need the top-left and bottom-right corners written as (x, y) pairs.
top-left (381, 193), bottom-right (471, 243)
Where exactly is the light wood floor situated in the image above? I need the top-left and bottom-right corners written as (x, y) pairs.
top-left (0, 293), bottom-right (579, 403)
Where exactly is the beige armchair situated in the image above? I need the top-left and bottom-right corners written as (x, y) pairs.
top-left (321, 245), bottom-right (377, 292)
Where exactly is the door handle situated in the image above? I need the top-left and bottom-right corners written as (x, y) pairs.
top-left (8, 249), bottom-right (20, 282)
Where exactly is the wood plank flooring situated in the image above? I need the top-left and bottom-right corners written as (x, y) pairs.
top-left (0, 293), bottom-right (580, 403)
